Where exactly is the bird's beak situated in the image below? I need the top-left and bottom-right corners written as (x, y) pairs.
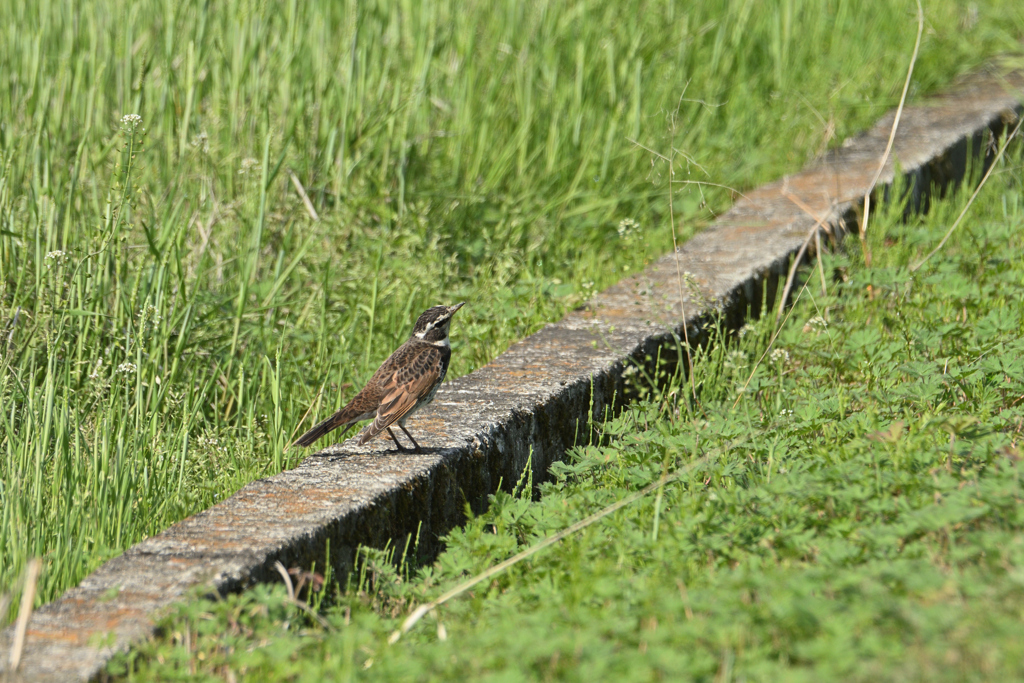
top-left (449, 302), bottom-right (466, 315)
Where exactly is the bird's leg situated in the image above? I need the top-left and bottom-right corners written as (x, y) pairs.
top-left (398, 425), bottom-right (422, 453)
top-left (386, 427), bottom-right (408, 452)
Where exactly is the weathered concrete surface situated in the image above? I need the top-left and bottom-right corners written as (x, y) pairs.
top-left (2, 67), bottom-right (1022, 682)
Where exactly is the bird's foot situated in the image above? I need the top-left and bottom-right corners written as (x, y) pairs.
top-left (398, 425), bottom-right (423, 454)
top-left (386, 427), bottom-right (410, 452)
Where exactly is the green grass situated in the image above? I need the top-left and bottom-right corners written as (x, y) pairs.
top-left (110, 144), bottom-right (1024, 681)
top-left (2, 0), bottom-right (1024, 616)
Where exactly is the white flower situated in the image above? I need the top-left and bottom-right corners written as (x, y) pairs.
top-left (779, 408), bottom-right (794, 417)
top-left (807, 316), bottom-right (828, 329)
top-left (139, 303), bottom-right (161, 327)
top-left (88, 358), bottom-right (104, 380)
top-left (121, 114), bottom-right (142, 130)
top-left (116, 361), bottom-right (137, 375)
top-left (44, 250), bottom-right (68, 268)
top-left (738, 323), bottom-right (756, 339)
top-left (617, 218), bottom-right (641, 240)
top-left (769, 348), bottom-right (790, 364)
top-left (239, 157), bottom-right (260, 174)
top-left (191, 131), bottom-right (209, 153)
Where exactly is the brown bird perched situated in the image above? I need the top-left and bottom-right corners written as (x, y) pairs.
top-left (292, 302), bottom-right (465, 452)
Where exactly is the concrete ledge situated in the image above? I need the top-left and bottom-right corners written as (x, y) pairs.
top-left (2, 67), bottom-right (1022, 682)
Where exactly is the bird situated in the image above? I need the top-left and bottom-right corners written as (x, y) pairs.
top-left (292, 302), bottom-right (465, 452)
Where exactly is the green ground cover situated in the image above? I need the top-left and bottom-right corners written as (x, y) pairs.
top-left (3, 0), bottom-right (1024, 620)
top-left (109, 142), bottom-right (1024, 680)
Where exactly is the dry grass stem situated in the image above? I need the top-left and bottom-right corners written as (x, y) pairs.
top-left (273, 560), bottom-right (334, 632)
top-left (815, 229), bottom-right (828, 298)
top-left (288, 169), bottom-right (321, 222)
top-left (732, 276), bottom-right (812, 412)
top-left (9, 558), bottom-right (42, 672)
top-left (667, 147), bottom-right (697, 403)
top-left (859, 0), bottom-right (924, 267)
top-left (274, 561), bottom-right (295, 601)
top-left (911, 112), bottom-right (1024, 271)
top-left (776, 190), bottom-right (834, 324)
top-left (391, 449), bottom-right (719, 643)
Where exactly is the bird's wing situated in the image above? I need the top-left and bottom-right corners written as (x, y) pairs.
top-left (292, 370), bottom-right (387, 446)
top-left (292, 382), bottom-right (383, 448)
top-left (358, 344), bottom-right (443, 443)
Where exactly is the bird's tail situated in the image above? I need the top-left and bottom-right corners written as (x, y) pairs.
top-left (292, 411), bottom-right (355, 448)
